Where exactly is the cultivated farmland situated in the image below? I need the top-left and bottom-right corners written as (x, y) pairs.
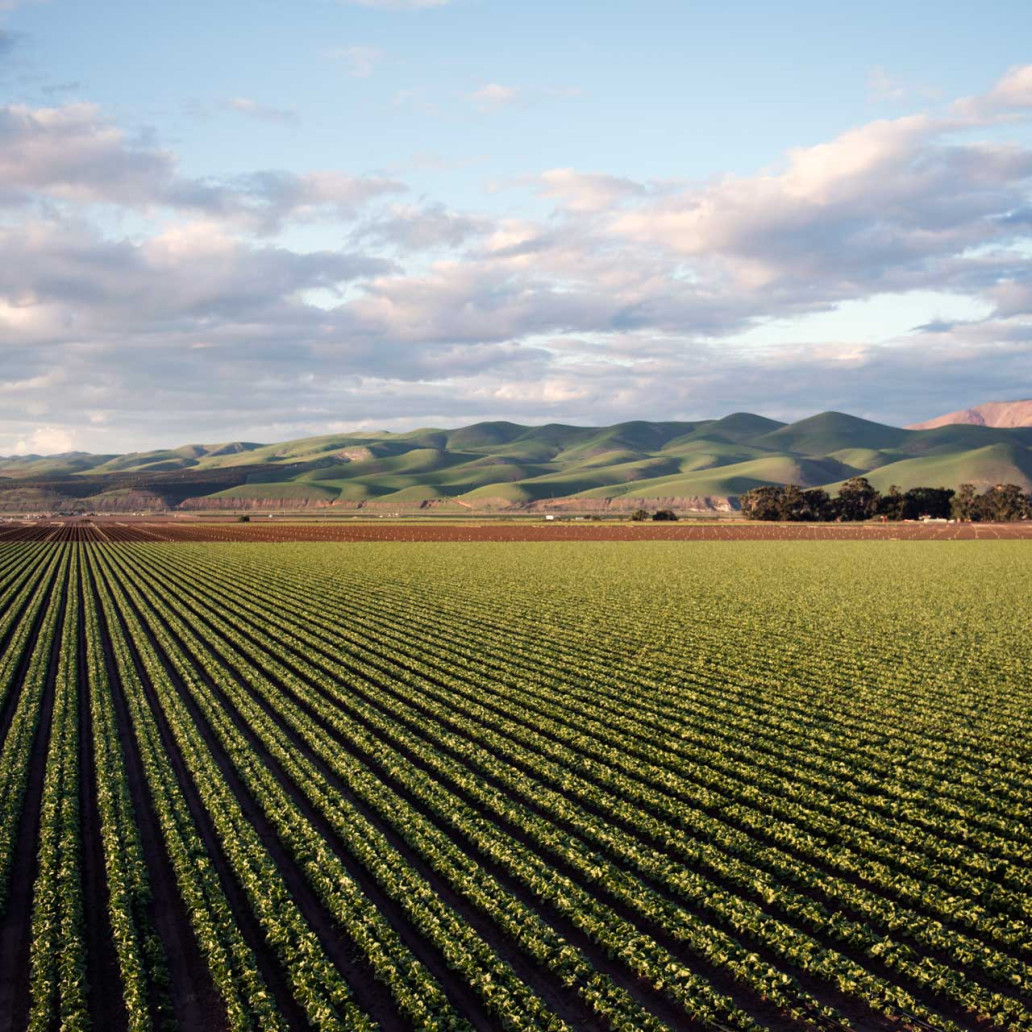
top-left (0, 539), bottom-right (1030, 1031)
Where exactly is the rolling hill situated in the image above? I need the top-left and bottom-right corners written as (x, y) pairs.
top-left (3, 412), bottom-right (1032, 513)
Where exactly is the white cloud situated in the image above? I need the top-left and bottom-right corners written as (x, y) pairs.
top-left (324, 45), bottom-right (384, 78)
top-left (353, 203), bottom-right (490, 249)
top-left (974, 64), bottom-right (1032, 113)
top-left (1, 66), bottom-right (1032, 447)
top-left (0, 102), bottom-right (405, 231)
top-left (537, 168), bottom-right (645, 213)
top-left (13, 425), bottom-right (75, 455)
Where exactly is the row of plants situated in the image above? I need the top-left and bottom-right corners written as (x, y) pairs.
top-left (82, 553), bottom-right (174, 1032)
top-left (90, 548), bottom-right (387, 1032)
top-left (29, 549), bottom-right (87, 1030)
top-left (85, 548), bottom-right (288, 1032)
top-left (152, 544), bottom-right (1032, 1027)
top-left (6, 537), bottom-right (1027, 1030)
top-left (109, 542), bottom-right (762, 1032)
top-left (103, 543), bottom-right (679, 1032)
top-left (124, 544), bottom-right (1003, 1027)
top-left (0, 548), bottom-right (69, 914)
top-left (163, 545), bottom-right (1032, 965)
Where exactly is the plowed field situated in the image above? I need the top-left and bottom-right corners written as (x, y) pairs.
top-left (1, 539), bottom-right (1030, 1031)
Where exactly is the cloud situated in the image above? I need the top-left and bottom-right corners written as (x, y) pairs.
top-left (972, 64), bottom-right (1032, 113)
top-left (12, 425), bottom-right (75, 456)
top-left (0, 217), bottom-right (394, 342)
top-left (224, 170), bottom-right (405, 232)
top-left (352, 203), bottom-right (490, 249)
top-left (226, 97), bottom-right (300, 126)
top-left (324, 45), bottom-right (383, 78)
top-left (0, 103), bottom-right (176, 207)
top-left (605, 94), bottom-right (1032, 298)
top-left (2, 67), bottom-right (1032, 449)
top-left (468, 83), bottom-right (520, 112)
top-left (0, 101), bottom-right (405, 230)
top-left (536, 168), bottom-right (645, 213)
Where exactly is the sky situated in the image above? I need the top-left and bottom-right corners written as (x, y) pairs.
top-left (1, 1), bottom-right (1032, 454)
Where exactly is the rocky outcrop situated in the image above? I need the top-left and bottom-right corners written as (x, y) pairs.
top-left (907, 400), bottom-right (1032, 429)
top-left (170, 493), bottom-right (738, 513)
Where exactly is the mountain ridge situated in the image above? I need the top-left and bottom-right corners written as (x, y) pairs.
top-left (906, 400), bottom-right (1032, 430)
top-left (3, 412), bottom-right (1032, 512)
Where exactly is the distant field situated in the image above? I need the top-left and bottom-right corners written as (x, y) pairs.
top-left (1, 540), bottom-right (1031, 1031)
top-left (5, 517), bottom-right (1032, 542)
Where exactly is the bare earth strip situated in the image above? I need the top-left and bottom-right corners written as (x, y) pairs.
top-left (5, 519), bottom-right (1032, 543)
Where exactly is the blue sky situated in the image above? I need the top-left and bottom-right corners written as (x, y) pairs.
top-left (1, 0), bottom-right (1032, 452)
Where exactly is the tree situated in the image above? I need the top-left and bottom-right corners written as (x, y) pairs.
top-left (951, 483), bottom-right (978, 521)
top-left (776, 485), bottom-right (831, 521)
top-left (980, 483), bottom-right (1028, 522)
top-left (801, 488), bottom-right (834, 521)
top-left (878, 485), bottom-right (905, 521)
top-left (629, 508), bottom-right (650, 522)
top-left (652, 509), bottom-right (679, 521)
top-left (837, 477), bottom-right (880, 521)
top-left (740, 486), bottom-right (784, 521)
top-left (901, 486), bottom-right (954, 520)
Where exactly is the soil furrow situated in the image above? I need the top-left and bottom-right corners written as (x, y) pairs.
top-left (167, 559), bottom-right (934, 1032)
top-left (77, 557), bottom-right (129, 1032)
top-left (85, 555), bottom-right (226, 1032)
top-left (104, 549), bottom-right (494, 1032)
top-left (93, 555), bottom-right (312, 1032)
top-left (0, 561), bottom-right (67, 1032)
top-left (125, 547), bottom-right (817, 1032)
top-left (118, 549), bottom-right (617, 1032)
top-left (0, 550), bottom-right (61, 754)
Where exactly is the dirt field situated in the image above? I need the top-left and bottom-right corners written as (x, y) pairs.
top-left (2, 518), bottom-right (1031, 542)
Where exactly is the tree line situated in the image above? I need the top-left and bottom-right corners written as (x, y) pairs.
top-left (740, 479), bottom-right (1032, 522)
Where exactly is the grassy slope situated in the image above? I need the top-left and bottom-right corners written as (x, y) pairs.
top-left (5, 412), bottom-right (1032, 508)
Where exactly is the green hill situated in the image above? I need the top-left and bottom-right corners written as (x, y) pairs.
top-left (3, 411), bottom-right (1032, 512)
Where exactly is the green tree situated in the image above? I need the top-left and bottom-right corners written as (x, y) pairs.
top-left (902, 486), bottom-right (954, 520)
top-left (802, 488), bottom-right (834, 521)
top-left (951, 483), bottom-right (978, 521)
top-left (739, 486), bottom-right (784, 521)
top-left (878, 485), bottom-right (905, 521)
top-left (777, 485), bottom-right (807, 521)
top-left (837, 477), bottom-right (880, 521)
top-left (651, 509), bottom-right (679, 521)
top-left (980, 483), bottom-right (1028, 521)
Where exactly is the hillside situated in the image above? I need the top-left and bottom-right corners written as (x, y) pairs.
top-left (907, 399), bottom-right (1032, 430)
top-left (3, 412), bottom-right (1032, 513)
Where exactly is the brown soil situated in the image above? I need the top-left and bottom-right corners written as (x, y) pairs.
top-left (3, 518), bottom-right (1032, 543)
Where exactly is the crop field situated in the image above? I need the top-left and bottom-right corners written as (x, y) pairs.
top-left (0, 539), bottom-right (1030, 1032)
top-left (5, 519), bottom-right (1032, 543)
